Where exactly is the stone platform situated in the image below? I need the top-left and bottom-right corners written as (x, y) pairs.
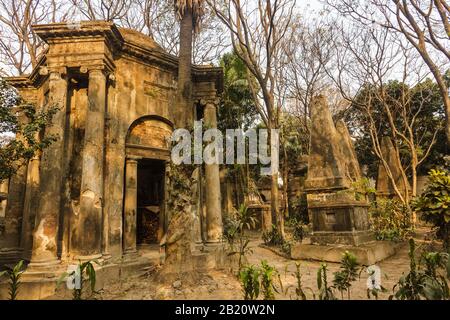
top-left (0, 254), bottom-right (157, 300)
top-left (291, 240), bottom-right (399, 265)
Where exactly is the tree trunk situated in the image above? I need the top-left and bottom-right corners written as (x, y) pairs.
top-left (177, 9), bottom-right (194, 128)
top-left (271, 172), bottom-right (284, 239)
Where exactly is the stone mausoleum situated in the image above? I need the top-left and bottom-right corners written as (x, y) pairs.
top-left (0, 21), bottom-right (224, 288)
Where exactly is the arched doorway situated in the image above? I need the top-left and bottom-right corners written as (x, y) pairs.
top-left (123, 116), bottom-right (172, 256)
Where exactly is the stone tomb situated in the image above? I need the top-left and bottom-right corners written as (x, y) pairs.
top-left (0, 21), bottom-right (225, 299)
top-left (291, 96), bottom-right (397, 265)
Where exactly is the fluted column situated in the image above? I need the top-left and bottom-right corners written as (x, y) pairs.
top-left (204, 102), bottom-right (223, 243)
top-left (29, 68), bottom-right (67, 268)
top-left (72, 67), bottom-right (106, 260)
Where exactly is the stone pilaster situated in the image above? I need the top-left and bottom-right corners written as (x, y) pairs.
top-left (0, 165), bottom-right (26, 264)
top-left (72, 67), bottom-right (107, 260)
top-left (123, 156), bottom-right (139, 256)
top-left (203, 102), bottom-right (223, 243)
top-left (20, 155), bottom-right (40, 261)
top-left (29, 68), bottom-right (68, 268)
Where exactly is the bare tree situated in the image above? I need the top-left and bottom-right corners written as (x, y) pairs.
top-left (0, 0), bottom-right (72, 75)
top-left (282, 14), bottom-right (335, 126)
top-left (327, 0), bottom-right (450, 152)
top-left (208, 0), bottom-right (296, 238)
top-left (328, 24), bottom-right (442, 212)
top-left (68, 0), bottom-right (131, 21)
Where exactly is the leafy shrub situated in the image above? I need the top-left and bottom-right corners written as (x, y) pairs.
top-left (333, 251), bottom-right (360, 299)
top-left (286, 217), bottom-right (306, 242)
top-left (390, 239), bottom-right (450, 300)
top-left (262, 226), bottom-right (284, 246)
top-left (260, 260), bottom-right (278, 300)
top-left (316, 263), bottom-right (336, 300)
top-left (0, 260), bottom-right (24, 300)
top-left (239, 265), bottom-right (260, 300)
top-left (370, 198), bottom-right (413, 241)
top-left (289, 194), bottom-right (309, 224)
top-left (412, 169), bottom-right (450, 250)
top-left (224, 204), bottom-right (257, 272)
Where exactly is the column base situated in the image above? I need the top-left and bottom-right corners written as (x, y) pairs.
top-left (72, 253), bottom-right (103, 263)
top-left (122, 249), bottom-right (139, 261)
top-left (0, 247), bottom-right (23, 265)
top-left (26, 258), bottom-right (62, 276)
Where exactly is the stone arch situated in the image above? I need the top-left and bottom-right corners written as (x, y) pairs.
top-left (123, 115), bottom-right (173, 253)
top-left (126, 115), bottom-right (173, 148)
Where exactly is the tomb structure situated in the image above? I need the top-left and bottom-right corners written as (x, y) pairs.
top-left (292, 96), bottom-right (397, 264)
top-left (0, 21), bottom-right (223, 298)
top-left (376, 136), bottom-right (411, 199)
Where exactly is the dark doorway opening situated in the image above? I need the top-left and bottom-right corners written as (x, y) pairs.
top-left (136, 159), bottom-right (165, 245)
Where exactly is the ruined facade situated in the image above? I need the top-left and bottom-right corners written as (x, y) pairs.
top-left (0, 21), bottom-right (223, 270)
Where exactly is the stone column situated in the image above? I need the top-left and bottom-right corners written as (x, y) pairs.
top-left (0, 165), bottom-right (26, 264)
top-left (203, 102), bottom-right (223, 243)
top-left (123, 157), bottom-right (138, 256)
top-left (20, 154), bottom-right (40, 260)
top-left (72, 67), bottom-right (106, 260)
top-left (29, 68), bottom-right (67, 268)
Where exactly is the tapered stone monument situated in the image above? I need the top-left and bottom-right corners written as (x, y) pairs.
top-left (291, 96), bottom-right (397, 264)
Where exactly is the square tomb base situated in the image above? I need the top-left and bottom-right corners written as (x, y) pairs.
top-left (291, 241), bottom-right (400, 265)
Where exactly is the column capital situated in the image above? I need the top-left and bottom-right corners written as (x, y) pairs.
top-left (199, 97), bottom-right (220, 107)
top-left (126, 155), bottom-right (141, 163)
top-left (47, 66), bottom-right (67, 79)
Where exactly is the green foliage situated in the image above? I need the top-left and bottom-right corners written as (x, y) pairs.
top-left (260, 260), bottom-right (277, 300)
top-left (286, 217), bottom-right (307, 242)
top-left (0, 260), bottom-right (25, 300)
top-left (217, 52), bottom-right (259, 132)
top-left (0, 79), bottom-right (57, 182)
top-left (344, 79), bottom-right (446, 179)
top-left (332, 251), bottom-right (360, 299)
top-left (293, 262), bottom-right (307, 300)
top-left (58, 260), bottom-right (99, 300)
top-left (370, 198), bottom-right (413, 241)
top-left (239, 265), bottom-right (260, 300)
top-left (350, 177), bottom-right (376, 201)
top-left (262, 225), bottom-right (284, 246)
top-left (390, 239), bottom-right (450, 300)
top-left (412, 169), bottom-right (450, 250)
top-left (224, 203), bottom-right (257, 271)
top-left (316, 263), bottom-right (335, 300)
top-left (288, 194), bottom-right (309, 225)
top-left (239, 260), bottom-right (279, 300)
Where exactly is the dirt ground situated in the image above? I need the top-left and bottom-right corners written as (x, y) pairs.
top-left (95, 232), bottom-right (438, 300)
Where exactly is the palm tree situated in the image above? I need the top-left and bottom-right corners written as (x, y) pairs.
top-left (173, 0), bottom-right (204, 127)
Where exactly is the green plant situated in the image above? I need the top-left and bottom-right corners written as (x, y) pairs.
top-left (224, 203), bottom-right (257, 272)
top-left (262, 225), bottom-right (284, 246)
top-left (260, 260), bottom-right (277, 300)
top-left (412, 169), bottom-right (450, 250)
top-left (0, 260), bottom-right (25, 300)
top-left (59, 260), bottom-right (99, 300)
top-left (288, 194), bottom-right (309, 224)
top-left (390, 238), bottom-right (450, 300)
top-left (293, 262), bottom-right (307, 300)
top-left (317, 263), bottom-right (335, 300)
top-left (239, 265), bottom-right (260, 300)
top-left (351, 177), bottom-right (376, 201)
top-left (332, 251), bottom-right (360, 299)
top-left (287, 217), bottom-right (306, 242)
top-left (370, 198), bottom-right (413, 241)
